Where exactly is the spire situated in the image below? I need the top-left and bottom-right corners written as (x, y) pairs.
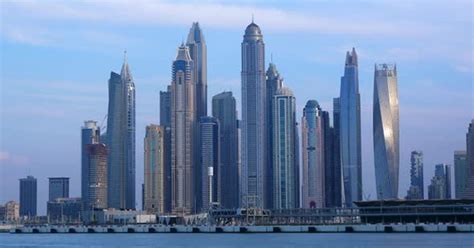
top-left (123, 50), bottom-right (127, 64)
top-left (187, 22), bottom-right (205, 44)
top-left (345, 47), bottom-right (357, 66)
top-left (252, 13), bottom-right (254, 23)
top-left (121, 50), bottom-right (131, 78)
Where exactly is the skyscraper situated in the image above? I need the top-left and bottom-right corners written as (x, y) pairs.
top-left (428, 164), bottom-right (451, 199)
top-left (199, 117), bottom-right (220, 211)
top-left (269, 87), bottom-right (299, 209)
top-left (339, 48), bottom-right (362, 207)
top-left (81, 120), bottom-right (100, 207)
top-left (186, 22), bottom-right (207, 120)
top-left (272, 87), bottom-right (297, 209)
top-left (212, 91), bottom-right (239, 209)
top-left (241, 21), bottom-right (266, 208)
top-left (159, 86), bottom-right (172, 212)
top-left (48, 177), bottom-right (69, 202)
top-left (265, 62), bottom-right (283, 209)
top-left (84, 143), bottom-right (108, 210)
top-left (454, 151), bottom-right (468, 198)
top-left (19, 176), bottom-right (37, 217)
top-left (144, 124), bottom-right (165, 214)
top-left (406, 151), bottom-right (424, 199)
top-left (106, 54), bottom-right (136, 209)
top-left (301, 100), bottom-right (325, 208)
top-left (332, 98), bottom-right (342, 207)
top-left (463, 120), bottom-right (474, 198)
top-left (323, 111), bottom-right (341, 208)
top-left (373, 63), bottom-right (399, 200)
top-left (171, 44), bottom-right (196, 215)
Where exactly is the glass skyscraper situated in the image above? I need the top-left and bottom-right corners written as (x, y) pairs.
top-left (339, 48), bottom-right (362, 207)
top-left (48, 177), bottom-right (69, 202)
top-left (199, 116), bottom-right (220, 211)
top-left (241, 21), bottom-right (266, 208)
top-left (171, 44), bottom-right (196, 215)
top-left (463, 120), bottom-right (474, 198)
top-left (106, 55), bottom-right (136, 210)
top-left (301, 100), bottom-right (325, 208)
top-left (212, 91), bottom-right (239, 209)
top-left (454, 151), bottom-right (468, 198)
top-left (159, 86), bottom-right (172, 213)
top-left (265, 62), bottom-right (283, 209)
top-left (272, 87), bottom-right (297, 209)
top-left (19, 176), bottom-right (37, 217)
top-left (373, 63), bottom-right (399, 200)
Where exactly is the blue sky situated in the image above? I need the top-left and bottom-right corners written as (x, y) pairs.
top-left (0, 0), bottom-right (472, 213)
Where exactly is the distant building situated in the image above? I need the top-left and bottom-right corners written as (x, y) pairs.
top-left (47, 197), bottom-right (82, 223)
top-left (339, 48), bottom-right (362, 207)
top-left (81, 120), bottom-right (100, 209)
top-left (85, 209), bottom-right (156, 225)
top-left (266, 63), bottom-right (283, 209)
top-left (171, 44), bottom-right (196, 215)
top-left (241, 21), bottom-right (267, 208)
top-left (463, 120), bottom-right (474, 198)
top-left (159, 86), bottom-right (172, 213)
top-left (332, 98), bottom-right (342, 207)
top-left (83, 144), bottom-right (108, 210)
top-left (428, 164), bottom-right (451, 199)
top-left (406, 151), bottom-right (424, 199)
top-left (212, 91), bottom-right (239, 209)
top-left (272, 87), bottom-right (298, 209)
top-left (454, 151), bottom-right (468, 198)
top-left (322, 110), bottom-right (341, 208)
top-left (49, 177), bottom-right (69, 202)
top-left (199, 117), bottom-right (220, 212)
top-left (144, 124), bottom-right (165, 214)
top-left (373, 63), bottom-right (399, 200)
top-left (106, 54), bottom-right (136, 210)
top-left (0, 201), bottom-right (19, 222)
top-left (19, 176), bottom-right (37, 217)
top-left (301, 100), bottom-right (325, 208)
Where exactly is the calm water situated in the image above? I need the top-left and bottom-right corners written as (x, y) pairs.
top-left (0, 233), bottom-right (472, 248)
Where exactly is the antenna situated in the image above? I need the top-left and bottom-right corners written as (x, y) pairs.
top-left (123, 50), bottom-right (127, 63)
top-left (252, 13), bottom-right (254, 23)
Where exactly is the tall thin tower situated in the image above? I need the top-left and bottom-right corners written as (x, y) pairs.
top-left (107, 53), bottom-right (136, 209)
top-left (171, 44), bottom-right (196, 215)
top-left (373, 63), bottom-right (399, 200)
top-left (241, 21), bottom-right (266, 208)
top-left (339, 48), bottom-right (362, 207)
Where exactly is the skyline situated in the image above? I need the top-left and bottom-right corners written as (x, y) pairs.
top-left (0, 1), bottom-right (472, 214)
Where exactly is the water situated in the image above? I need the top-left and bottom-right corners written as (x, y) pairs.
top-left (0, 233), bottom-right (472, 248)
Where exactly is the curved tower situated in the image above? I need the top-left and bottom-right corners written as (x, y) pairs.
top-left (241, 21), bottom-right (266, 208)
top-left (373, 63), bottom-right (399, 200)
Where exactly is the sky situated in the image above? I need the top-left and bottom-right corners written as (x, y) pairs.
top-left (0, 0), bottom-right (472, 214)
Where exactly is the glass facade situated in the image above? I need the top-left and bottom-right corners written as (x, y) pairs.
top-left (373, 63), bottom-right (399, 200)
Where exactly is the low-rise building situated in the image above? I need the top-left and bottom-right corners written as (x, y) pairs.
top-left (47, 197), bottom-right (82, 223)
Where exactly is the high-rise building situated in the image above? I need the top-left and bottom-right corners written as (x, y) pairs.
top-left (212, 92), bottom-right (239, 209)
top-left (428, 164), bottom-right (451, 199)
top-left (106, 54), bottom-right (136, 209)
top-left (48, 177), bottom-right (69, 202)
top-left (159, 86), bottom-right (172, 213)
top-left (199, 117), bottom-right (220, 211)
top-left (171, 44), bottom-right (196, 215)
top-left (454, 151), bottom-right (468, 198)
top-left (323, 111), bottom-right (341, 208)
top-left (84, 143), bottom-right (108, 210)
top-left (463, 120), bottom-right (474, 198)
top-left (241, 21), bottom-right (266, 208)
top-left (160, 86), bottom-right (172, 127)
top-left (373, 63), bottom-right (399, 200)
top-left (272, 87), bottom-right (297, 209)
top-left (406, 151), bottom-right (424, 199)
top-left (301, 100), bottom-right (325, 208)
top-left (144, 124), bottom-right (165, 214)
top-left (19, 176), bottom-right (37, 217)
top-left (339, 48), bottom-right (362, 207)
top-left (332, 98), bottom-right (342, 207)
top-left (81, 120), bottom-right (101, 208)
top-left (186, 22), bottom-right (207, 121)
top-left (265, 63), bottom-right (283, 209)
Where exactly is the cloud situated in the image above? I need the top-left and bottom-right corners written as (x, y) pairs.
top-left (0, 151), bottom-right (29, 166)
